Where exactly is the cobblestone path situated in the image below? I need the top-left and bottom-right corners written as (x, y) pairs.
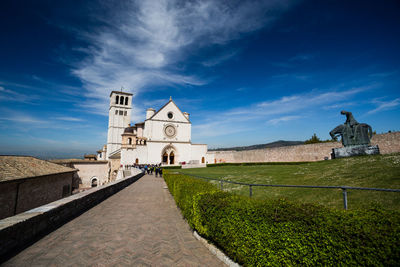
top-left (4, 175), bottom-right (223, 266)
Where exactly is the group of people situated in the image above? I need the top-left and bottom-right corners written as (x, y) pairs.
top-left (125, 163), bottom-right (163, 177)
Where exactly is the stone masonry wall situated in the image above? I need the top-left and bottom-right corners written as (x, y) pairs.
top-left (210, 132), bottom-right (400, 163)
top-left (16, 172), bottom-right (73, 214)
top-left (0, 182), bottom-right (18, 220)
top-left (0, 172), bottom-right (73, 220)
top-left (0, 171), bottom-right (144, 263)
top-left (370, 132), bottom-right (400, 154)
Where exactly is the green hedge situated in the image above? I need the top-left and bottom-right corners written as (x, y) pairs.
top-left (161, 165), bottom-right (182, 170)
top-left (206, 162), bottom-right (312, 167)
top-left (164, 171), bottom-right (400, 266)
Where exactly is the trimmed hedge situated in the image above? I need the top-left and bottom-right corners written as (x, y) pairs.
top-left (207, 162), bottom-right (312, 167)
top-left (161, 165), bottom-right (182, 170)
top-left (164, 171), bottom-right (400, 266)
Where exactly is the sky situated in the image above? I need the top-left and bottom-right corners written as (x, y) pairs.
top-left (0, 0), bottom-right (399, 158)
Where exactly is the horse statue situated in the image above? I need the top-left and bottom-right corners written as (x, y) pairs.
top-left (329, 111), bottom-right (373, 147)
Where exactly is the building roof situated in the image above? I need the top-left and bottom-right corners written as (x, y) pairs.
top-left (124, 126), bottom-right (135, 133)
top-left (147, 98), bottom-right (190, 123)
top-left (109, 91), bottom-right (133, 97)
top-left (51, 159), bottom-right (108, 164)
top-left (0, 156), bottom-right (77, 183)
top-left (84, 154), bottom-right (97, 159)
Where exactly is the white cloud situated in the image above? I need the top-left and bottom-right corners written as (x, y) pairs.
top-left (369, 70), bottom-right (397, 78)
top-left (0, 114), bottom-right (47, 124)
top-left (367, 98), bottom-right (400, 114)
top-left (267, 115), bottom-right (301, 125)
top-left (66, 0), bottom-right (297, 117)
top-left (227, 84), bottom-right (374, 117)
top-left (202, 50), bottom-right (239, 67)
top-left (193, 85), bottom-right (372, 138)
top-left (289, 53), bottom-right (314, 61)
top-left (55, 116), bottom-right (84, 122)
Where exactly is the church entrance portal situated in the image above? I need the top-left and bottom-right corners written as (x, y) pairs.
top-left (161, 146), bottom-right (176, 165)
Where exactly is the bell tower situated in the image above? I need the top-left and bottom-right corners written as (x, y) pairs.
top-left (107, 91), bottom-right (133, 159)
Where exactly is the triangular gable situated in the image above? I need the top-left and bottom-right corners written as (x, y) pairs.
top-left (149, 99), bottom-right (190, 123)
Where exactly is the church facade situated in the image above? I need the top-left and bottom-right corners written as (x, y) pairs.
top-left (98, 91), bottom-right (207, 169)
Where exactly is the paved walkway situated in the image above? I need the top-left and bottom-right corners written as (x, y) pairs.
top-left (4, 175), bottom-right (222, 266)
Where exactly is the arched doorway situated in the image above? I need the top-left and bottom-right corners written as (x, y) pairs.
top-left (91, 177), bottom-right (98, 187)
top-left (162, 152), bottom-right (168, 164)
top-left (135, 158), bottom-right (139, 164)
top-left (161, 145), bottom-right (177, 165)
top-left (201, 157), bottom-right (205, 163)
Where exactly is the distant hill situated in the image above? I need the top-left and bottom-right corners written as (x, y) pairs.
top-left (209, 140), bottom-right (304, 152)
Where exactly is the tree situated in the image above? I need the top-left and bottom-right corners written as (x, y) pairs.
top-left (305, 133), bottom-right (321, 144)
top-left (305, 133), bottom-right (337, 144)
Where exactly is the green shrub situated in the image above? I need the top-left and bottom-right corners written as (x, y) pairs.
top-left (164, 171), bottom-right (400, 266)
top-left (161, 165), bottom-right (182, 170)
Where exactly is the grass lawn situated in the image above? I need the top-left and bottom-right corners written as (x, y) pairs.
top-left (178, 153), bottom-right (400, 210)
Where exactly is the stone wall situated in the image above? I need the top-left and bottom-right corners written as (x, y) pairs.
top-left (51, 160), bottom-right (110, 189)
top-left (208, 132), bottom-right (400, 163)
top-left (0, 182), bottom-right (18, 221)
top-left (0, 172), bottom-right (74, 220)
top-left (109, 157), bottom-right (121, 181)
top-left (371, 132), bottom-right (400, 154)
top-left (72, 162), bottom-right (109, 188)
top-left (0, 171), bottom-right (144, 263)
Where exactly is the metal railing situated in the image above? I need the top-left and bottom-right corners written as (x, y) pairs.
top-left (176, 172), bottom-right (400, 210)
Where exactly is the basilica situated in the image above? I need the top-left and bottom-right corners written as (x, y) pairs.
top-left (97, 91), bottom-right (207, 172)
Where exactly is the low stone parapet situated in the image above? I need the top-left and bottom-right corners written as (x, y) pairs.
top-left (0, 171), bottom-right (144, 263)
top-left (182, 164), bottom-right (206, 169)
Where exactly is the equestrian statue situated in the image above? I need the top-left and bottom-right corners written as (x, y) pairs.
top-left (329, 111), bottom-right (373, 147)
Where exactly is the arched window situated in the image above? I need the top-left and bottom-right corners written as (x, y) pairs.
top-left (91, 178), bottom-right (98, 187)
top-left (162, 152), bottom-right (168, 164)
top-left (125, 97), bottom-right (129, 105)
top-left (116, 95), bottom-right (119, 104)
top-left (128, 138), bottom-right (132, 145)
top-left (201, 157), bottom-right (205, 164)
top-left (120, 96), bottom-right (124, 105)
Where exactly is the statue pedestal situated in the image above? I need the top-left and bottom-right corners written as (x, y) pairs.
top-left (331, 145), bottom-right (380, 159)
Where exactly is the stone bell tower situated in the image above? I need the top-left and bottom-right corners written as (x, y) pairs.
top-left (106, 91), bottom-right (132, 159)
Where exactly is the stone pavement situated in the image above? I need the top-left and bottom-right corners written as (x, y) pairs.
top-left (4, 175), bottom-right (223, 266)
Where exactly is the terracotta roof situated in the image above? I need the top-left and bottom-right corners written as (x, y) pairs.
top-left (0, 156), bottom-right (77, 183)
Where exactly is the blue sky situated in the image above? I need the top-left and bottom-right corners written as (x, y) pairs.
top-left (0, 0), bottom-right (399, 158)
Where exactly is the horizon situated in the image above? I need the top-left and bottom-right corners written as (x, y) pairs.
top-left (0, 0), bottom-right (399, 158)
